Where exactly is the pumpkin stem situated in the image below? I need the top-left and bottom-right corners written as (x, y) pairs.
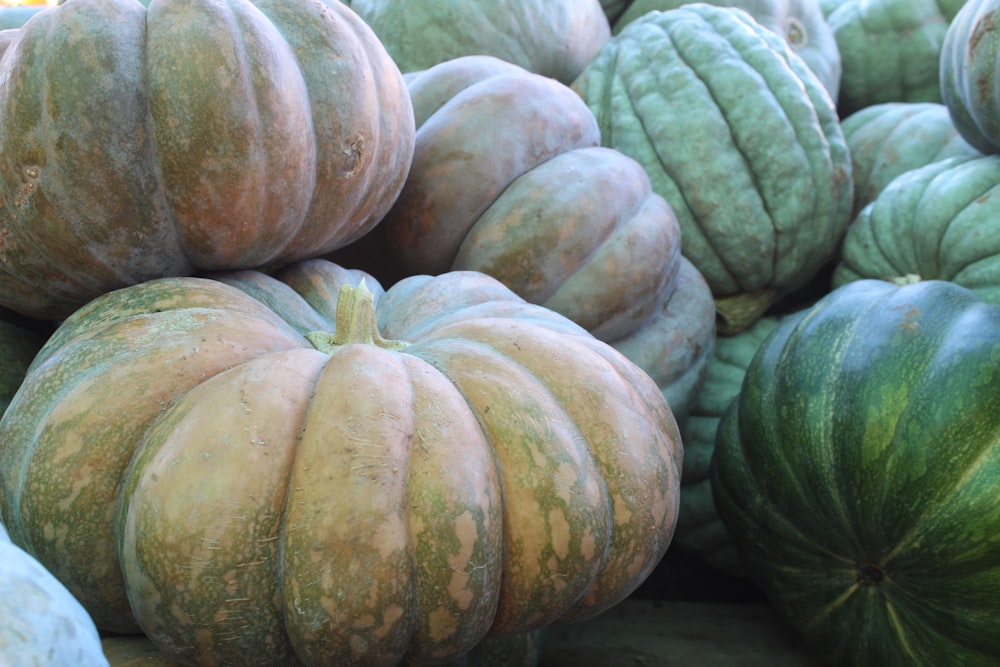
top-left (304, 280), bottom-right (409, 353)
top-left (714, 288), bottom-right (779, 335)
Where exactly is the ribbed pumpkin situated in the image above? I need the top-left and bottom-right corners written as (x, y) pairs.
top-left (940, 0), bottom-right (1000, 154)
top-left (347, 0), bottom-right (611, 84)
top-left (841, 102), bottom-right (982, 216)
top-left (672, 315), bottom-right (781, 576)
top-left (0, 259), bottom-right (681, 666)
top-left (572, 4), bottom-right (854, 333)
top-left (0, 0), bottom-right (414, 320)
top-left (612, 0), bottom-right (843, 102)
top-left (0, 522), bottom-right (109, 667)
top-left (712, 278), bottom-right (1000, 666)
top-left (833, 154), bottom-right (1000, 304)
top-left (826, 0), bottom-right (968, 116)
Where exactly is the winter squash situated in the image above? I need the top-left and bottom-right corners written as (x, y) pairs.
top-left (572, 4), bottom-right (853, 333)
top-left (0, 522), bottom-right (109, 666)
top-left (833, 154), bottom-right (1000, 305)
top-left (826, 0), bottom-right (968, 116)
top-left (612, 0), bottom-right (843, 102)
top-left (940, 0), bottom-right (1000, 154)
top-left (841, 102), bottom-right (981, 216)
top-left (0, 259), bottom-right (682, 666)
top-left (712, 279), bottom-right (1000, 666)
top-left (0, 0), bottom-right (414, 320)
top-left (672, 315), bottom-right (781, 576)
top-left (347, 0), bottom-right (611, 84)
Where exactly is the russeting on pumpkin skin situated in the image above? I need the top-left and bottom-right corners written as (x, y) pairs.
top-left (0, 259), bottom-right (683, 667)
top-left (0, 0), bottom-right (415, 321)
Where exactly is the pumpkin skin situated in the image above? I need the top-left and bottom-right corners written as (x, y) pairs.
top-left (0, 522), bottom-right (109, 667)
top-left (832, 154), bottom-right (1000, 304)
top-left (612, 0), bottom-right (843, 102)
top-left (826, 0), bottom-right (968, 116)
top-left (672, 315), bottom-right (780, 576)
top-left (572, 4), bottom-right (854, 333)
top-left (940, 0), bottom-right (1000, 154)
top-left (0, 0), bottom-right (414, 321)
top-left (712, 279), bottom-right (1000, 666)
top-left (0, 259), bottom-right (681, 666)
top-left (348, 0), bottom-right (611, 84)
top-left (841, 102), bottom-right (982, 216)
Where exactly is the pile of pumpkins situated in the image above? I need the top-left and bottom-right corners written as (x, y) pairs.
top-left (0, 0), bottom-right (998, 665)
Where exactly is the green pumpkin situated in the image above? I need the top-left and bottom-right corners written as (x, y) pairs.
top-left (712, 278), bottom-right (1000, 666)
top-left (826, 0), bottom-right (968, 116)
top-left (0, 522), bottom-right (109, 666)
top-left (612, 0), bottom-right (842, 102)
top-left (833, 153), bottom-right (1000, 304)
top-left (572, 4), bottom-right (853, 333)
top-left (842, 102), bottom-right (982, 216)
top-left (940, 0), bottom-right (1000, 154)
top-left (672, 315), bottom-right (781, 576)
top-left (348, 0), bottom-right (611, 84)
top-left (0, 0), bottom-right (414, 321)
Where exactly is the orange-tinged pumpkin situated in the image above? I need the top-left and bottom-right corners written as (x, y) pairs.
top-left (0, 259), bottom-right (681, 666)
top-left (0, 0), bottom-right (414, 320)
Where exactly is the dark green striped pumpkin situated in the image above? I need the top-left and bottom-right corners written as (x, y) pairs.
top-left (712, 278), bottom-right (1000, 666)
top-left (0, 259), bottom-right (681, 666)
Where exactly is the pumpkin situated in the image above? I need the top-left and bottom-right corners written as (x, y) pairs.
top-left (841, 102), bottom-right (982, 216)
top-left (826, 0), bottom-right (968, 116)
top-left (0, 0), bottom-right (414, 321)
top-left (0, 521), bottom-right (109, 666)
top-left (347, 0), bottom-right (611, 84)
top-left (600, 0), bottom-right (635, 23)
top-left (0, 259), bottom-right (681, 666)
top-left (612, 0), bottom-right (843, 102)
top-left (672, 315), bottom-right (781, 576)
top-left (940, 0), bottom-right (1000, 154)
top-left (832, 153), bottom-right (1000, 305)
top-left (711, 278), bottom-right (1000, 666)
top-left (572, 4), bottom-right (853, 333)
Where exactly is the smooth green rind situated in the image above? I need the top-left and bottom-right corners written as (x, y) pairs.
top-left (712, 279), bottom-right (1000, 666)
top-left (572, 5), bottom-right (852, 328)
top-left (833, 154), bottom-right (1000, 304)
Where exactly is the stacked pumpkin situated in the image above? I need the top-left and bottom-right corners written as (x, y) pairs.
top-left (2, 0), bottom-right (1000, 666)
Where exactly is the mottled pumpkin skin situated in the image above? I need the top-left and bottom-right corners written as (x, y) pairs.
top-left (0, 523), bottom-right (109, 667)
top-left (613, 0), bottom-right (843, 102)
top-left (348, 0), bottom-right (611, 84)
top-left (940, 0), bottom-right (1000, 154)
top-left (0, 0), bottom-right (414, 320)
top-left (833, 154), bottom-right (1000, 304)
top-left (827, 0), bottom-right (968, 116)
top-left (712, 279), bottom-right (1000, 666)
top-left (0, 259), bottom-right (681, 666)
top-left (572, 5), bottom-right (853, 333)
top-left (842, 102), bottom-right (982, 216)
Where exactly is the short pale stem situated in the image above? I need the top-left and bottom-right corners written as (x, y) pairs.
top-left (304, 280), bottom-right (408, 353)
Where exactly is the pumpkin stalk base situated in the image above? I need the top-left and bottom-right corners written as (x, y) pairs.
top-left (714, 288), bottom-right (779, 335)
top-left (305, 281), bottom-right (409, 352)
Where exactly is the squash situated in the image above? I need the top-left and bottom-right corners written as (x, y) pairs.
top-left (0, 0), bottom-right (414, 320)
top-left (347, 0), bottom-right (611, 84)
top-left (0, 522), bottom-right (109, 666)
top-left (0, 259), bottom-right (681, 666)
top-left (841, 102), bottom-right (982, 216)
top-left (940, 0), bottom-right (1000, 154)
top-left (612, 0), bottom-right (842, 102)
top-left (672, 315), bottom-right (781, 576)
top-left (712, 278), bottom-right (1000, 666)
top-left (832, 153), bottom-right (1000, 305)
top-left (826, 0), bottom-right (968, 116)
top-left (572, 4), bottom-right (853, 333)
